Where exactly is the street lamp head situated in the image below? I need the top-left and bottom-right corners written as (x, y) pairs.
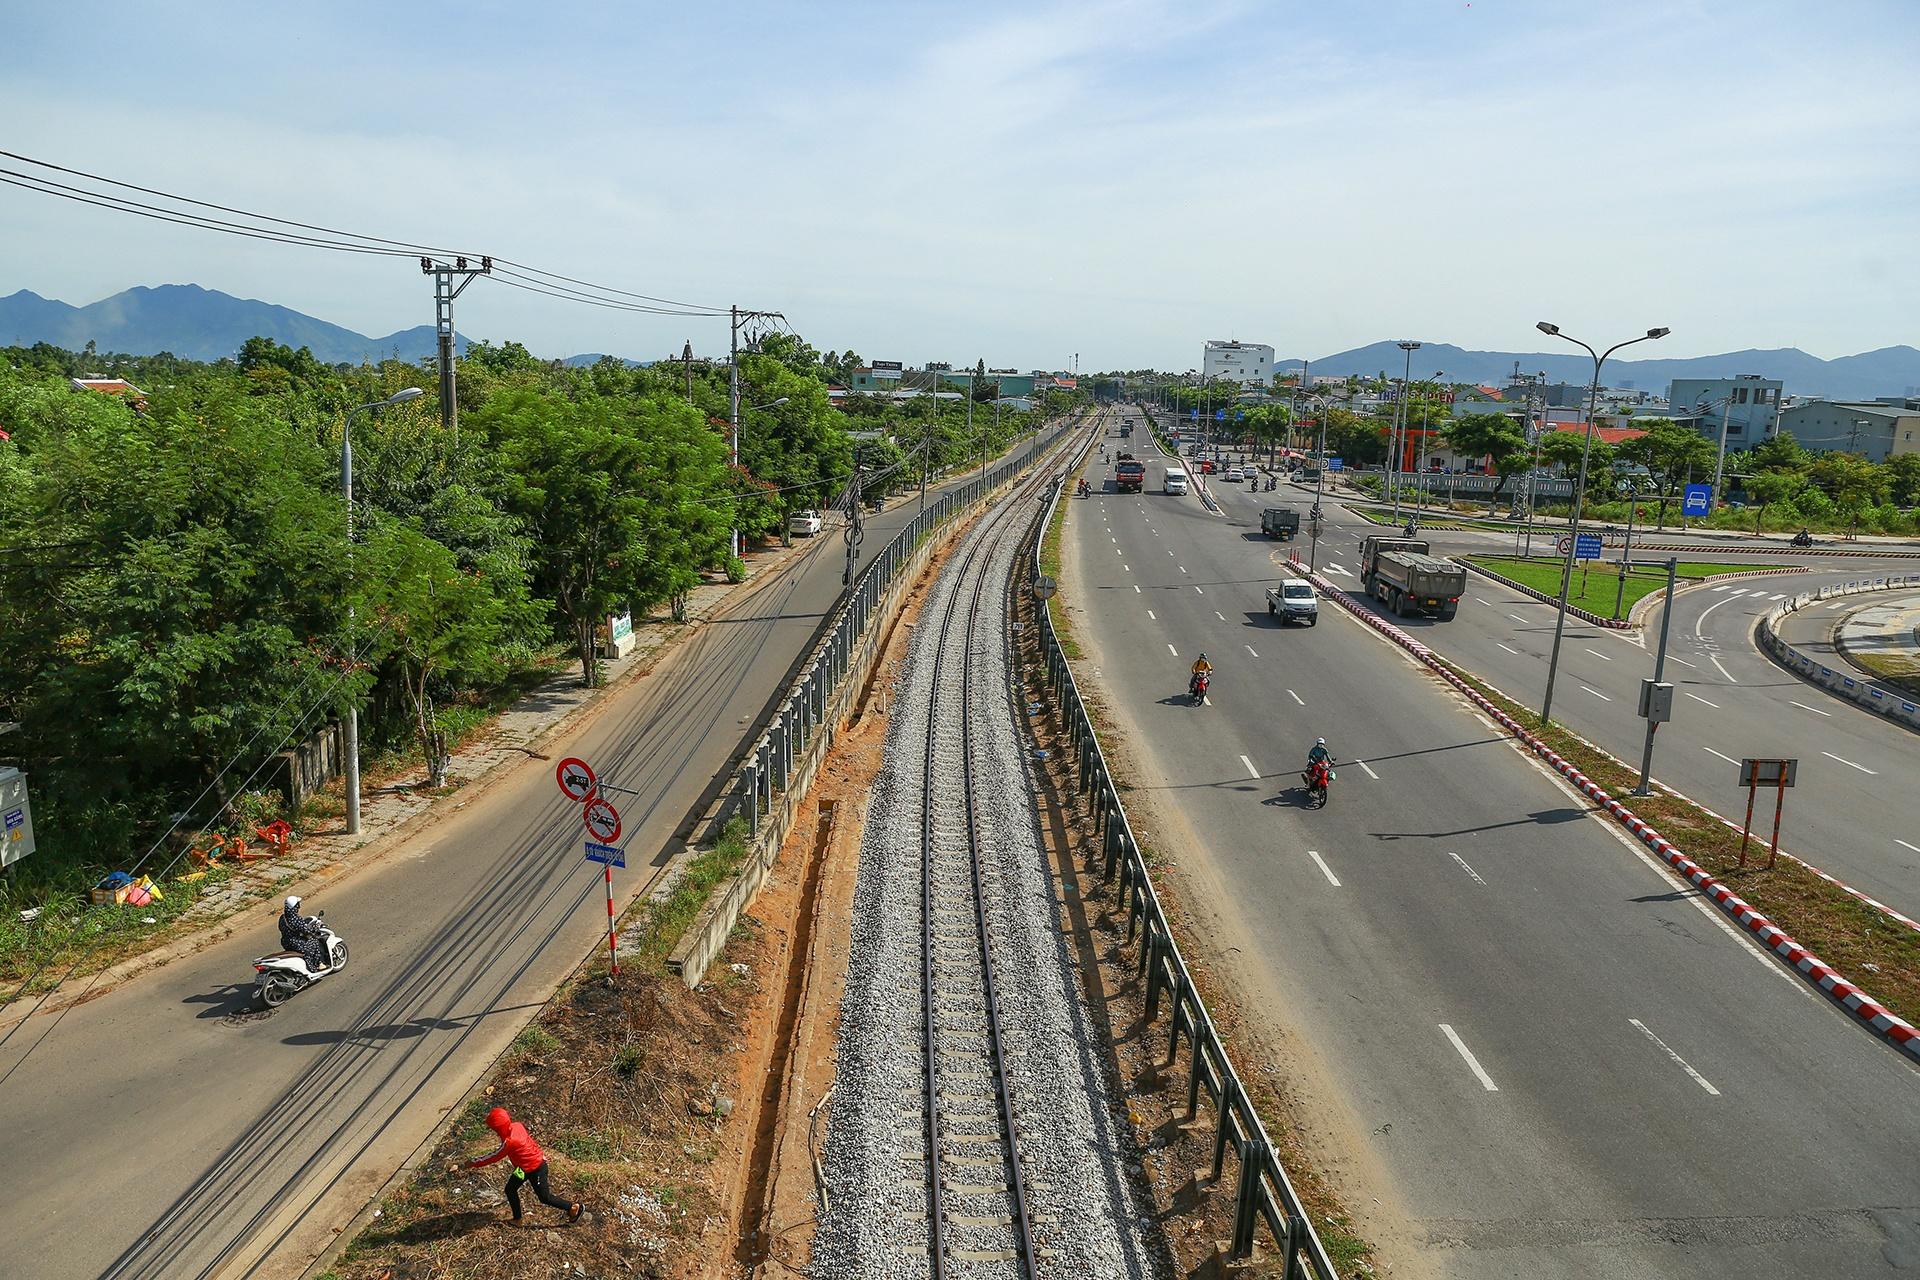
top-left (1536, 321), bottom-right (1559, 336)
top-left (1646, 327), bottom-right (1671, 340)
top-left (386, 387), bottom-right (426, 404)
top-left (1397, 340), bottom-right (1422, 352)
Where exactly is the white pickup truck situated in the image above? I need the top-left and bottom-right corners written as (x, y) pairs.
top-left (1266, 579), bottom-right (1319, 626)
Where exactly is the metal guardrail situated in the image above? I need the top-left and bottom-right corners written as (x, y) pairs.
top-left (1761, 575), bottom-right (1920, 731)
top-left (714, 419), bottom-right (1077, 841)
top-left (1027, 465), bottom-right (1341, 1273)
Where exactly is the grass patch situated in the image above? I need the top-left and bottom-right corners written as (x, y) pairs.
top-left (1441, 661), bottom-right (1920, 1019)
top-left (1469, 555), bottom-right (1793, 619)
top-left (512, 1025), bottom-right (560, 1056)
top-left (1847, 649), bottom-right (1920, 701)
top-left (620, 817), bottom-right (754, 973)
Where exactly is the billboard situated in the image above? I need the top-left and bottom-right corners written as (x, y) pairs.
top-left (871, 360), bottom-right (903, 381)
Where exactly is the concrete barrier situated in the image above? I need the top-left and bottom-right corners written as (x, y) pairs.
top-left (1758, 576), bottom-right (1920, 734)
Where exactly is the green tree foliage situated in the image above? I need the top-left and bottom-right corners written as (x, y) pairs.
top-left (1442, 413), bottom-right (1530, 495)
top-left (1616, 419), bottom-right (1716, 525)
top-left (1886, 453), bottom-right (1920, 507)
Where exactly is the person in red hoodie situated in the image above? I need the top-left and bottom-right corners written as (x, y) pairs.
top-left (463, 1106), bottom-right (583, 1224)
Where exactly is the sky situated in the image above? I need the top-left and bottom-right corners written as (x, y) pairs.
top-left (4, 0), bottom-right (1918, 369)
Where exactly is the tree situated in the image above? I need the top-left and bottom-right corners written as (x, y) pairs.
top-left (1808, 453), bottom-right (1890, 537)
top-left (1442, 413), bottom-right (1530, 503)
top-left (1743, 470), bottom-right (1801, 534)
top-left (1886, 452), bottom-right (1920, 507)
top-left (1616, 419), bottom-right (1715, 526)
top-left (1319, 407), bottom-right (1385, 466)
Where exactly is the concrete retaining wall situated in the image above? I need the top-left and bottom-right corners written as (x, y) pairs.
top-left (1758, 576), bottom-right (1920, 733)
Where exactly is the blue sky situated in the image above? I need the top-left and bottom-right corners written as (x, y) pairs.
top-left (4, 1), bottom-right (1917, 367)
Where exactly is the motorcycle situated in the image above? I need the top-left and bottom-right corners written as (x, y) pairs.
top-left (1791, 530), bottom-right (1814, 548)
top-left (1077, 478), bottom-right (1091, 498)
top-left (1302, 759), bottom-right (1334, 808)
top-left (254, 911), bottom-right (348, 1008)
top-left (1188, 670), bottom-right (1211, 705)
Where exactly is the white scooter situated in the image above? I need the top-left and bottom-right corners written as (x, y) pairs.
top-left (254, 912), bottom-right (348, 1008)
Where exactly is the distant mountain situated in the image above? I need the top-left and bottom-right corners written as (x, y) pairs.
top-left (561, 353), bottom-right (648, 368)
top-left (1278, 341), bottom-right (1920, 401)
top-left (0, 285), bottom-right (648, 367)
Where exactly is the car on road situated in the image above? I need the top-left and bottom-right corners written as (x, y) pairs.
top-left (1199, 458), bottom-right (1216, 475)
top-left (788, 509), bottom-right (824, 537)
top-left (1164, 466), bottom-right (1189, 495)
top-left (1267, 579), bottom-right (1319, 625)
top-left (1225, 465), bottom-right (1244, 482)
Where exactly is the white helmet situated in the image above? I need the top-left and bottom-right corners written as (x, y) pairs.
top-left (284, 895), bottom-right (302, 912)
top-left (1315, 738), bottom-right (1326, 747)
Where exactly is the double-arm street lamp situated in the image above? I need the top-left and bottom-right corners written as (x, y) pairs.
top-left (1536, 322), bottom-right (1670, 724)
top-left (1389, 340), bottom-right (1422, 523)
top-left (341, 386), bottom-right (426, 835)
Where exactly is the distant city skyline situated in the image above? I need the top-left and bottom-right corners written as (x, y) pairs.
top-left (4, 2), bottom-right (1917, 370)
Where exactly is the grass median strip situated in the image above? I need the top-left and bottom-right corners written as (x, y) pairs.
top-left (1468, 555), bottom-right (1794, 618)
top-left (1440, 662), bottom-right (1920, 1020)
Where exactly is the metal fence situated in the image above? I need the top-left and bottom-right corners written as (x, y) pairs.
top-left (714, 420), bottom-right (1076, 841)
top-left (1027, 470), bottom-right (1341, 1273)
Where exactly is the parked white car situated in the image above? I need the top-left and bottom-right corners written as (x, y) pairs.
top-left (788, 509), bottom-right (824, 537)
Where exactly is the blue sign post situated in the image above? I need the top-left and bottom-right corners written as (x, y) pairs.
top-left (584, 841), bottom-right (625, 868)
top-left (1327, 457), bottom-right (1344, 472)
top-left (1682, 483), bottom-right (1713, 518)
top-left (1214, 409), bottom-right (1225, 421)
top-left (1575, 533), bottom-right (1602, 560)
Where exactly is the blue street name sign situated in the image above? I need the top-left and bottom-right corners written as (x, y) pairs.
top-left (584, 841), bottom-right (625, 867)
top-left (1575, 533), bottom-right (1603, 560)
top-left (1682, 483), bottom-right (1713, 517)
top-left (1327, 458), bottom-right (1344, 471)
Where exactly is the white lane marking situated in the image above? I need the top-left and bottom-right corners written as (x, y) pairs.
top-left (1583, 648), bottom-right (1612, 661)
top-left (1215, 611), bottom-right (1227, 621)
top-left (1769, 593), bottom-right (1786, 601)
top-left (1703, 746), bottom-right (1740, 764)
top-left (1898, 839), bottom-right (1920, 855)
top-left (1167, 549), bottom-right (1174, 555)
top-left (1474, 713), bottom-right (1499, 730)
top-left (1683, 691), bottom-right (1721, 708)
top-left (1629, 1019), bottom-right (1722, 1096)
top-left (1245, 644), bottom-right (1259, 657)
top-left (1823, 750), bottom-right (1877, 775)
top-left (1133, 584), bottom-right (1141, 593)
top-left (1239, 753), bottom-right (1261, 779)
top-left (1472, 597), bottom-right (1491, 606)
top-left (1448, 852), bottom-right (1487, 885)
top-left (1202, 695), bottom-right (1212, 706)
top-left (1724, 588), bottom-right (1748, 597)
top-left (1326, 563), bottom-right (1352, 576)
top-left (1788, 700), bottom-right (1831, 717)
top-left (1439, 1024), bottom-right (1499, 1092)
top-left (1356, 759), bottom-right (1380, 779)
top-left (1194, 586), bottom-right (1205, 595)
top-left (1708, 654), bottom-right (1740, 683)
top-left (1147, 610), bottom-right (1157, 620)
top-left (1167, 643), bottom-right (1178, 656)
top-left (1668, 656), bottom-right (1696, 668)
top-left (1180, 565), bottom-right (1189, 574)
top-left (1581, 685), bottom-right (1612, 701)
top-left (1710, 585), bottom-right (1729, 592)
top-left (1116, 548), bottom-right (1122, 555)
top-left (1694, 593), bottom-right (1742, 637)
top-left (1497, 642), bottom-right (1521, 655)
top-left (1308, 850), bottom-right (1342, 887)
top-left (1111, 535), bottom-right (1117, 543)
top-left (1288, 689), bottom-right (1304, 705)
top-left (1508, 613), bottom-right (1528, 623)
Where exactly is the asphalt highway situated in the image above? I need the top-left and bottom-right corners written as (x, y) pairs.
top-left (1192, 468), bottom-right (1920, 928)
top-left (1065, 430), bottom-right (1920, 1278)
top-left (1774, 587), bottom-right (1920, 704)
top-left (0, 421), bottom-right (1081, 1280)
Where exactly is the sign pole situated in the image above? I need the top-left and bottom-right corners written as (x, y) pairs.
top-left (605, 862), bottom-right (619, 978)
top-left (1632, 558), bottom-right (1679, 795)
top-left (1739, 779), bottom-right (1758, 867)
top-left (1769, 778), bottom-right (1787, 870)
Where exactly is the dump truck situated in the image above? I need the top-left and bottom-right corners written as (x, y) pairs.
top-left (1114, 453), bottom-right (1146, 493)
top-left (1359, 536), bottom-right (1466, 620)
top-left (1260, 508), bottom-right (1300, 540)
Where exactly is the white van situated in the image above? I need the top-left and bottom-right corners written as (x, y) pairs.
top-left (1164, 466), bottom-right (1189, 495)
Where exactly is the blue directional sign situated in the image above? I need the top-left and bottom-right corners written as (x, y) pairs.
top-left (1327, 457), bottom-right (1344, 472)
top-left (1235, 410), bottom-right (1245, 421)
top-left (584, 841), bottom-right (625, 867)
top-left (1189, 409), bottom-right (1199, 419)
top-left (1682, 483), bottom-right (1713, 517)
top-left (1214, 409), bottom-right (1225, 420)
top-left (1575, 533), bottom-right (1603, 560)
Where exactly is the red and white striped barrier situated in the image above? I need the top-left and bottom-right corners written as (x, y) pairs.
top-left (1306, 568), bottom-right (1920, 1064)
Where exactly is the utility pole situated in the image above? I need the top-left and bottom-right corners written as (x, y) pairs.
top-left (420, 256), bottom-right (491, 443)
top-left (683, 340), bottom-right (694, 404)
top-left (1632, 557), bottom-right (1680, 795)
top-left (1390, 340), bottom-right (1421, 522)
top-left (728, 304), bottom-right (786, 558)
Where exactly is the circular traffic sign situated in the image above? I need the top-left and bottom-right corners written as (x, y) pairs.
top-left (583, 797), bottom-right (622, 844)
top-left (1032, 574), bottom-right (1058, 601)
top-left (1555, 535), bottom-right (1572, 556)
top-left (556, 757), bottom-right (597, 803)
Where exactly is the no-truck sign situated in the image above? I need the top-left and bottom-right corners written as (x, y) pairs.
top-left (583, 797), bottom-right (622, 844)
top-left (556, 757), bottom-right (597, 803)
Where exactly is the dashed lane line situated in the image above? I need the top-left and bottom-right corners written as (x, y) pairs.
top-left (1308, 850), bottom-right (1342, 888)
top-left (1822, 751), bottom-right (1877, 775)
top-left (1288, 689), bottom-right (1305, 705)
top-left (1238, 753), bottom-right (1261, 780)
top-left (1439, 1024), bottom-right (1499, 1092)
top-left (1448, 852), bottom-right (1487, 886)
top-left (1788, 700), bottom-right (1831, 717)
top-left (1497, 642), bottom-right (1521, 655)
top-left (1630, 1019), bottom-right (1721, 1096)
top-left (1355, 759), bottom-right (1380, 779)
top-left (1703, 746), bottom-right (1740, 764)
top-left (1245, 644), bottom-right (1259, 657)
top-left (1683, 692), bottom-right (1720, 708)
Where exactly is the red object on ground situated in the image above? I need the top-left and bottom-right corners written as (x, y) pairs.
top-left (469, 1108), bottom-right (545, 1172)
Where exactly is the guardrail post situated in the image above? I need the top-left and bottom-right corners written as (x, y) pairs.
top-left (745, 762), bottom-right (760, 836)
top-left (1210, 1079), bottom-right (1236, 1181)
top-left (1187, 1033), bottom-right (1207, 1119)
top-left (1166, 971), bottom-right (1188, 1062)
top-left (1144, 926), bottom-right (1165, 1017)
top-left (1229, 1133), bottom-right (1268, 1260)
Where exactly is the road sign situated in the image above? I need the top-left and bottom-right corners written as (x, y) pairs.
top-left (1736, 757), bottom-right (1796, 869)
top-left (1575, 533), bottom-right (1602, 560)
top-left (1682, 483), bottom-right (1713, 518)
top-left (870, 360), bottom-right (902, 381)
top-left (584, 841), bottom-right (625, 868)
top-left (1032, 574), bottom-right (1057, 600)
top-left (1738, 758), bottom-right (1797, 788)
top-left (1189, 409), bottom-right (1198, 419)
top-left (1214, 410), bottom-right (1225, 420)
top-left (555, 757), bottom-right (597, 803)
top-left (1327, 458), bottom-right (1343, 472)
top-left (583, 796), bottom-right (622, 843)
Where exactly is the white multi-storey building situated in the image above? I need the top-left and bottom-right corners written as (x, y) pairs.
top-left (1203, 340), bottom-right (1273, 387)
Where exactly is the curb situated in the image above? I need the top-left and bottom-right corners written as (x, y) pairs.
top-left (1305, 565), bottom-right (1920, 1065)
top-left (1452, 558), bottom-right (1635, 629)
top-left (1623, 565), bottom-right (1812, 627)
top-left (1757, 577), bottom-right (1920, 735)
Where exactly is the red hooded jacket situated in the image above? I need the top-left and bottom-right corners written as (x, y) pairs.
top-left (467, 1107), bottom-right (545, 1172)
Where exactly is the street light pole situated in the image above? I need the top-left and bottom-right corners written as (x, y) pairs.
top-left (1633, 556), bottom-right (1680, 795)
top-left (340, 386), bottom-right (424, 836)
top-left (1537, 323), bottom-right (1670, 724)
top-left (1390, 340), bottom-right (1421, 523)
top-left (728, 306), bottom-right (741, 559)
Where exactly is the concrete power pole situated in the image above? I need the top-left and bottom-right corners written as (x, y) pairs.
top-left (421, 256), bottom-right (491, 444)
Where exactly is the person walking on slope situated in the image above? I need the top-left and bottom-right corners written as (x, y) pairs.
top-left (462, 1106), bottom-right (583, 1224)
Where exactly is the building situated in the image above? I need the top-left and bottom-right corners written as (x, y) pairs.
top-left (1776, 401), bottom-right (1920, 462)
top-left (1203, 340), bottom-right (1273, 387)
top-left (1666, 374), bottom-right (1784, 447)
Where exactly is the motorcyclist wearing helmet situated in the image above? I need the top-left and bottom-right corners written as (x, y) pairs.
top-left (278, 895), bottom-right (329, 974)
top-left (1188, 651), bottom-right (1213, 698)
top-left (1306, 738), bottom-right (1333, 769)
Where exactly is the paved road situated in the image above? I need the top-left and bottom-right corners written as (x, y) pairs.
top-left (1065, 431), bottom-right (1920, 1279)
top-left (1186, 464), bottom-right (1920, 928)
top-left (1777, 588), bottom-right (1920, 701)
top-left (0, 421), bottom-right (1080, 1280)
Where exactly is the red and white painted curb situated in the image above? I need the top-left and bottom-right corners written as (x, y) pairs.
top-left (1303, 565), bottom-right (1920, 1064)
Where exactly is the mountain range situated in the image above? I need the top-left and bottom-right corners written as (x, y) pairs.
top-left (3, 286), bottom-right (1916, 400)
top-left (1276, 340), bottom-right (1920, 402)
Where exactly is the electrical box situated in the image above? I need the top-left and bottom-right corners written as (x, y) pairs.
top-left (0, 767), bottom-right (36, 869)
top-left (1638, 679), bottom-right (1674, 724)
